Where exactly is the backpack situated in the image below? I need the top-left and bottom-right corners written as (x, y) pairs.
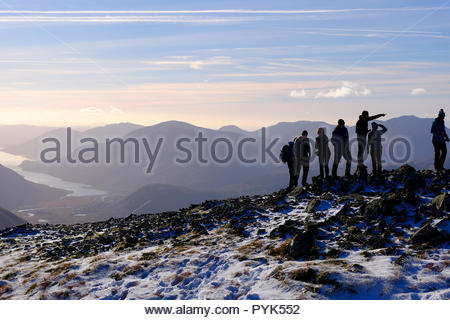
top-left (280, 141), bottom-right (294, 163)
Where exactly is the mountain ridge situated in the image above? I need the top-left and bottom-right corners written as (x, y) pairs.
top-left (0, 206), bottom-right (27, 230)
top-left (0, 164), bottom-right (69, 211)
top-left (13, 115), bottom-right (449, 196)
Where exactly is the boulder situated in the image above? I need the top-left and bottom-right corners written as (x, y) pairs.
top-left (306, 198), bottom-right (321, 213)
top-left (430, 193), bottom-right (450, 211)
top-left (269, 221), bottom-right (299, 239)
top-left (403, 172), bottom-right (426, 192)
top-left (289, 230), bottom-right (315, 259)
top-left (408, 223), bottom-right (439, 244)
top-left (288, 187), bottom-right (306, 198)
top-left (395, 164), bottom-right (416, 176)
top-left (361, 196), bottom-right (396, 219)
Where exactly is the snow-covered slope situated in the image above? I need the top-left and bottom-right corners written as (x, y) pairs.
top-left (0, 165), bottom-right (448, 299)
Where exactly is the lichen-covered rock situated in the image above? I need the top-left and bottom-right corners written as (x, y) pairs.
top-left (430, 193), bottom-right (450, 211)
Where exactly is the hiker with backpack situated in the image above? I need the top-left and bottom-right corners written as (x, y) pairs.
top-left (331, 119), bottom-right (352, 178)
top-left (294, 130), bottom-right (311, 186)
top-left (355, 110), bottom-right (386, 168)
top-left (431, 109), bottom-right (449, 171)
top-left (367, 122), bottom-right (388, 174)
top-left (280, 140), bottom-right (296, 189)
top-left (315, 128), bottom-right (331, 179)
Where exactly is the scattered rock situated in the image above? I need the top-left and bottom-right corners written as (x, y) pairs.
top-left (408, 223), bottom-right (441, 244)
top-left (288, 230), bottom-right (315, 259)
top-left (288, 187), bottom-right (306, 198)
top-left (403, 172), bottom-right (426, 192)
top-left (361, 197), bottom-right (396, 219)
top-left (269, 221), bottom-right (299, 239)
top-left (430, 193), bottom-right (450, 211)
top-left (306, 198), bottom-right (321, 213)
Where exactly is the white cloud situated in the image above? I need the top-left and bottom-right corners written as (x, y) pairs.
top-left (0, 8), bottom-right (445, 14)
top-left (143, 56), bottom-right (233, 70)
top-left (80, 106), bottom-right (124, 114)
top-left (0, 8), bottom-right (446, 24)
top-left (410, 88), bottom-right (426, 95)
top-left (289, 89), bottom-right (307, 98)
top-left (315, 82), bottom-right (371, 99)
top-left (109, 106), bottom-right (123, 114)
top-left (80, 106), bottom-right (104, 114)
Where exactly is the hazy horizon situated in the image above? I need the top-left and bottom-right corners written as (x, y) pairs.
top-left (0, 1), bottom-right (449, 129)
top-left (0, 113), bottom-right (443, 132)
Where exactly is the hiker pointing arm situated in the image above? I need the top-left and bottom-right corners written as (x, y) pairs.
top-left (367, 113), bottom-right (387, 121)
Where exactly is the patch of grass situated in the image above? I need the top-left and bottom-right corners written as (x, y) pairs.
top-left (111, 263), bottom-right (146, 281)
top-left (315, 271), bottom-right (337, 285)
top-left (238, 240), bottom-right (264, 255)
top-left (110, 272), bottom-right (124, 281)
top-left (270, 266), bottom-right (285, 281)
top-left (46, 263), bottom-right (75, 277)
top-left (52, 290), bottom-right (70, 300)
top-left (25, 282), bottom-right (38, 295)
top-left (67, 280), bottom-right (86, 290)
top-left (393, 253), bottom-right (409, 266)
top-left (122, 264), bottom-right (144, 276)
top-left (90, 255), bottom-right (103, 264)
top-left (322, 259), bottom-right (347, 268)
top-left (290, 268), bottom-right (338, 286)
top-left (0, 283), bottom-right (12, 296)
top-left (22, 272), bottom-right (39, 285)
top-left (16, 255), bottom-right (32, 263)
top-left (290, 268), bottom-right (317, 282)
top-left (58, 272), bottom-right (78, 286)
top-left (82, 263), bottom-right (110, 276)
top-left (39, 278), bottom-right (53, 291)
top-left (267, 239), bottom-right (291, 257)
top-left (172, 244), bottom-right (192, 253)
top-left (169, 272), bottom-right (192, 286)
top-left (2, 271), bottom-right (17, 281)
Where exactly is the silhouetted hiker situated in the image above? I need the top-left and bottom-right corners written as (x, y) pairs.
top-left (367, 122), bottom-right (387, 174)
top-left (355, 110), bottom-right (386, 167)
top-left (431, 109), bottom-right (449, 171)
top-left (315, 128), bottom-right (331, 178)
top-left (331, 119), bottom-right (352, 178)
top-left (280, 141), bottom-right (296, 189)
top-left (293, 130), bottom-right (311, 186)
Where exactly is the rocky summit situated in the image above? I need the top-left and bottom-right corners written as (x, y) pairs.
top-left (0, 165), bottom-right (448, 300)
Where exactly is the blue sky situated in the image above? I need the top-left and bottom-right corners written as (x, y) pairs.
top-left (0, 0), bottom-right (449, 128)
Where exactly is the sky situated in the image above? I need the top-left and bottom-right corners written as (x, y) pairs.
top-left (0, 0), bottom-right (449, 129)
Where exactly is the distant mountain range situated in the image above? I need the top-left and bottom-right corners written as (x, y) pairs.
top-left (13, 116), bottom-right (448, 194)
top-left (0, 125), bottom-right (57, 149)
top-left (4, 123), bottom-right (143, 160)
